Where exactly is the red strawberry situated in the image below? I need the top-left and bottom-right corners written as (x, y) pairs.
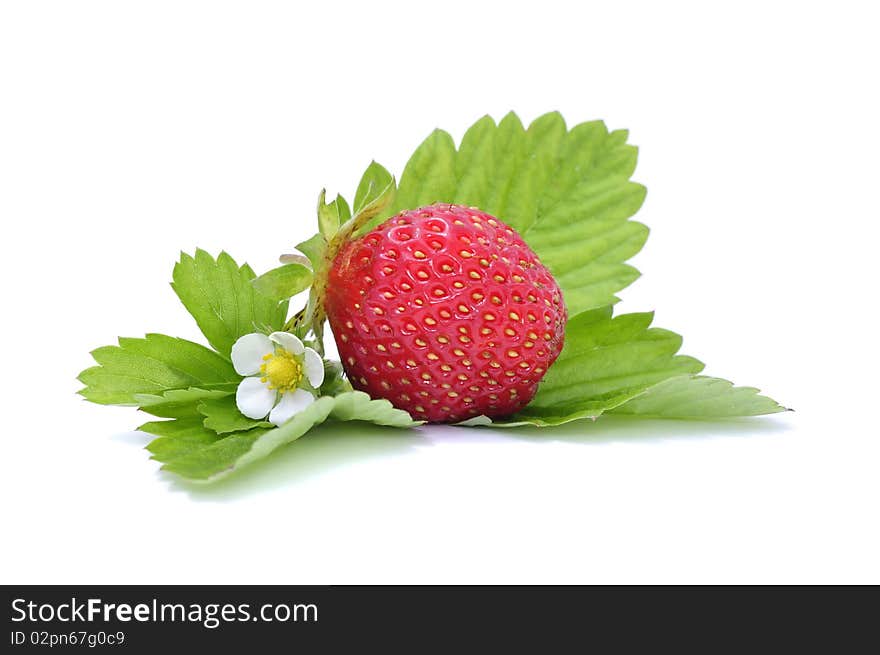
top-left (325, 203), bottom-right (566, 422)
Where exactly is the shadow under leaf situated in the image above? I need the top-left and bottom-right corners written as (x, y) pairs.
top-left (490, 413), bottom-right (793, 445)
top-left (138, 412), bottom-right (791, 499)
top-left (161, 421), bottom-right (428, 500)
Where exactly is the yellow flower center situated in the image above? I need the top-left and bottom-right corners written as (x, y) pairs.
top-left (260, 348), bottom-right (302, 393)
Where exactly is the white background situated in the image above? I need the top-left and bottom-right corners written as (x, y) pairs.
top-left (1, 1), bottom-right (877, 584)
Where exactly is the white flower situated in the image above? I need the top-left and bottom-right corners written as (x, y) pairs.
top-left (230, 332), bottom-right (325, 426)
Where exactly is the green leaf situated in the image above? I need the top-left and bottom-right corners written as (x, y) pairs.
top-left (160, 391), bottom-right (421, 482)
top-left (325, 391), bottom-right (422, 427)
top-left (171, 250), bottom-right (288, 357)
top-left (353, 161), bottom-right (394, 216)
top-left (483, 308), bottom-right (704, 427)
top-left (78, 334), bottom-right (239, 405)
top-left (141, 417), bottom-right (225, 461)
top-left (147, 427), bottom-right (266, 468)
top-left (134, 388), bottom-right (233, 418)
top-left (609, 375), bottom-right (789, 418)
top-left (140, 416), bottom-right (209, 438)
top-left (374, 112), bottom-right (647, 314)
top-left (251, 263), bottom-right (313, 302)
top-left (198, 395), bottom-right (271, 434)
top-left (388, 128), bottom-right (456, 220)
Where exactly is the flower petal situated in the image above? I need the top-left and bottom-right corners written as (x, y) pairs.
top-left (235, 376), bottom-right (276, 419)
top-left (303, 347), bottom-right (325, 388)
top-left (231, 333), bottom-right (273, 376)
top-left (269, 331), bottom-right (304, 355)
top-left (268, 388), bottom-right (315, 426)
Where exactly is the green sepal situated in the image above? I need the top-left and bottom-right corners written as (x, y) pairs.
top-left (319, 360), bottom-right (352, 396)
top-left (325, 160), bottom-right (398, 243)
top-left (296, 233), bottom-right (328, 271)
top-left (317, 189), bottom-right (351, 240)
top-left (353, 161), bottom-right (394, 216)
top-left (251, 263), bottom-right (313, 302)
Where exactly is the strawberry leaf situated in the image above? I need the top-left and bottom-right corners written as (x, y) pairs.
top-left (135, 388), bottom-right (234, 419)
top-left (141, 417), bottom-right (224, 461)
top-left (172, 250), bottom-right (289, 358)
top-left (144, 420), bottom-right (260, 469)
top-left (608, 375), bottom-right (788, 418)
top-left (77, 334), bottom-right (239, 406)
top-left (147, 391), bottom-right (421, 482)
top-left (386, 129), bottom-right (456, 219)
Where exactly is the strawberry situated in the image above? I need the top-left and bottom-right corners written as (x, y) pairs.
top-left (325, 203), bottom-right (566, 422)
